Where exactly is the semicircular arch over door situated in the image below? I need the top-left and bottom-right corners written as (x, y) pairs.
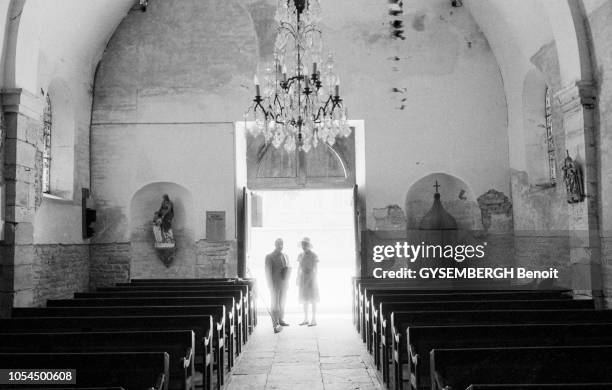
top-left (246, 130), bottom-right (356, 189)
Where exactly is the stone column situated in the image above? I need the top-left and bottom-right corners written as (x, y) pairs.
top-left (1, 88), bottom-right (44, 316)
top-left (555, 81), bottom-right (602, 300)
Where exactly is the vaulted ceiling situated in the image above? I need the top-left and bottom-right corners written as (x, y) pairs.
top-left (1, 0), bottom-right (594, 97)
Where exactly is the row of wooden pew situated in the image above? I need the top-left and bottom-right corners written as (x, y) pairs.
top-left (0, 277), bottom-right (258, 390)
top-left (352, 277), bottom-right (612, 390)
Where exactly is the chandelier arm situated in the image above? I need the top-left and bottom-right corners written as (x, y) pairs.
top-left (300, 26), bottom-right (320, 36)
top-left (274, 114), bottom-right (286, 125)
top-left (317, 95), bottom-right (334, 115)
top-left (278, 22), bottom-right (298, 38)
top-left (273, 94), bottom-right (283, 108)
top-left (253, 100), bottom-right (269, 117)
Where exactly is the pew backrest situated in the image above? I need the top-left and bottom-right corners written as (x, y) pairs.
top-left (407, 323), bottom-right (612, 390)
top-left (431, 346), bottom-right (612, 390)
top-left (0, 352), bottom-right (169, 390)
top-left (0, 331), bottom-right (193, 390)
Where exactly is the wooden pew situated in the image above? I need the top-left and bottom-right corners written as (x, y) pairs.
top-left (353, 279), bottom-right (556, 332)
top-left (353, 279), bottom-right (457, 323)
top-left (365, 290), bottom-right (573, 361)
top-left (97, 285), bottom-right (249, 334)
top-left (12, 305), bottom-right (225, 385)
top-left (74, 291), bottom-right (245, 353)
top-left (0, 352), bottom-right (169, 390)
top-left (362, 289), bottom-right (570, 344)
top-left (0, 315), bottom-right (214, 390)
top-left (46, 388), bottom-right (126, 390)
top-left (430, 346), bottom-right (612, 390)
top-left (373, 299), bottom-right (594, 383)
top-left (467, 385), bottom-right (612, 389)
top-left (0, 331), bottom-right (194, 390)
top-left (390, 309), bottom-right (612, 390)
top-left (126, 278), bottom-right (258, 329)
top-left (46, 296), bottom-right (237, 368)
top-left (85, 286), bottom-right (249, 346)
top-left (407, 322), bottom-right (612, 390)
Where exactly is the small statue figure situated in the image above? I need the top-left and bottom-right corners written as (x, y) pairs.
top-left (153, 194), bottom-right (175, 267)
top-left (152, 212), bottom-right (164, 243)
top-left (159, 195), bottom-right (174, 235)
top-left (562, 151), bottom-right (584, 203)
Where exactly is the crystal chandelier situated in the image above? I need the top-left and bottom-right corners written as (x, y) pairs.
top-left (244, 0), bottom-right (351, 153)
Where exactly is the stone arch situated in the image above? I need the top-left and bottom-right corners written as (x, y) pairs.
top-left (542, 0), bottom-right (593, 86)
top-left (3, 0), bottom-right (41, 91)
top-left (543, 1), bottom-right (600, 297)
top-left (129, 182), bottom-right (196, 278)
top-left (405, 172), bottom-right (478, 230)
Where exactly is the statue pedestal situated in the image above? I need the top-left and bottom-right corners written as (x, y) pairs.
top-left (155, 243), bottom-right (175, 268)
top-left (154, 242), bottom-right (175, 249)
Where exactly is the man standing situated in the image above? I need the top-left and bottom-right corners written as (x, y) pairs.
top-left (265, 238), bottom-right (290, 333)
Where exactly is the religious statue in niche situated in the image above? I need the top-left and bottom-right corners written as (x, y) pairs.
top-left (152, 194), bottom-right (175, 267)
top-left (561, 151), bottom-right (584, 204)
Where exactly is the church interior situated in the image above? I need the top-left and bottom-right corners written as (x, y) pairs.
top-left (1, 0), bottom-right (612, 389)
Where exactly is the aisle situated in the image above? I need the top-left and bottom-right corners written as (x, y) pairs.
top-left (226, 314), bottom-right (383, 390)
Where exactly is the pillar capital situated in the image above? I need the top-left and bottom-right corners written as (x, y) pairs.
top-left (554, 80), bottom-right (597, 114)
top-left (1, 88), bottom-right (44, 119)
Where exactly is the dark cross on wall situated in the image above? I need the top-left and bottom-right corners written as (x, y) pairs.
top-left (434, 180), bottom-right (441, 193)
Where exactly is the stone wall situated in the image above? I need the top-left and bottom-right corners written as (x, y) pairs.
top-left (0, 244), bottom-right (11, 317)
top-left (514, 234), bottom-right (571, 288)
top-left (196, 240), bottom-right (238, 278)
top-left (88, 241), bottom-right (237, 286)
top-left (89, 243), bottom-right (130, 289)
top-left (31, 244), bottom-right (89, 306)
top-left (603, 237), bottom-right (612, 308)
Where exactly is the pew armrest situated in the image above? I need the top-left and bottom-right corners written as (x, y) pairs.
top-left (408, 345), bottom-right (418, 365)
top-left (216, 322), bottom-right (225, 347)
top-left (393, 328), bottom-right (401, 358)
top-left (381, 319), bottom-right (387, 345)
top-left (408, 343), bottom-right (419, 390)
top-left (183, 346), bottom-right (193, 369)
top-left (429, 351), bottom-right (446, 390)
top-left (154, 373), bottom-right (166, 390)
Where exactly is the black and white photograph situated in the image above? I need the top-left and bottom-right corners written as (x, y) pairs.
top-left (0, 0), bottom-right (612, 389)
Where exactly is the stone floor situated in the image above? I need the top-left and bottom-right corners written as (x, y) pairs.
top-left (225, 313), bottom-right (383, 390)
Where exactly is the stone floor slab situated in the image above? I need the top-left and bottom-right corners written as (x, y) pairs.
top-left (227, 373), bottom-right (268, 390)
top-left (225, 314), bottom-right (382, 390)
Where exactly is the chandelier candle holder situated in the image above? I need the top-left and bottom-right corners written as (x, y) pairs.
top-left (245, 0), bottom-right (351, 153)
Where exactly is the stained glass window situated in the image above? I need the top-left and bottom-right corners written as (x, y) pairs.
top-left (545, 87), bottom-right (557, 184)
top-left (42, 94), bottom-right (52, 194)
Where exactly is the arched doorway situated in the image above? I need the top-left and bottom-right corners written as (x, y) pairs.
top-left (236, 121), bottom-right (366, 315)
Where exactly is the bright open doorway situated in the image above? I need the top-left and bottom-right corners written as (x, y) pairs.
top-left (246, 188), bottom-right (356, 316)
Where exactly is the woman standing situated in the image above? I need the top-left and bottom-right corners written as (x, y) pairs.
top-left (297, 237), bottom-right (319, 326)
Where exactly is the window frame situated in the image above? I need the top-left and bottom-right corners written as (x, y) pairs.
top-left (42, 94), bottom-right (52, 194)
top-left (544, 86), bottom-right (557, 185)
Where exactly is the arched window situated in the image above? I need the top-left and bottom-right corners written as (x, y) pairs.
top-left (545, 87), bottom-right (557, 184)
top-left (42, 94), bottom-right (52, 194)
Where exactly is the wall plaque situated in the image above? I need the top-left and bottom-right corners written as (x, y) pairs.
top-left (206, 211), bottom-right (226, 242)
